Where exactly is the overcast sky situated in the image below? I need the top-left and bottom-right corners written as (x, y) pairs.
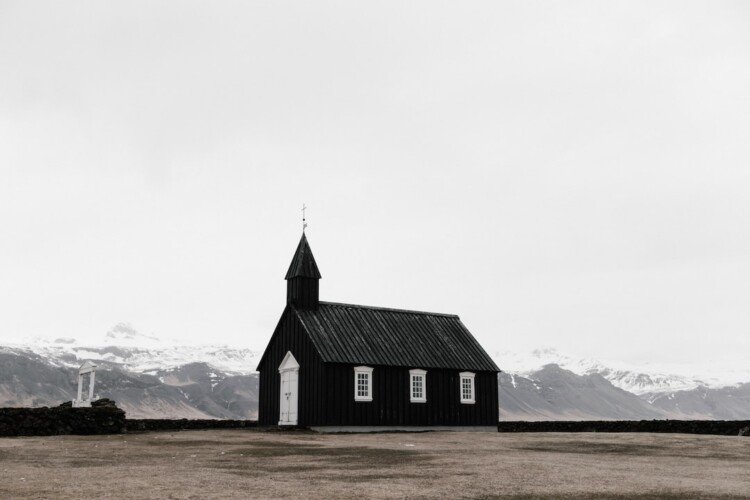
top-left (1, 1), bottom-right (749, 371)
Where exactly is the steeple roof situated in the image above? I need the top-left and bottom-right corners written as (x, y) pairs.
top-left (285, 233), bottom-right (322, 280)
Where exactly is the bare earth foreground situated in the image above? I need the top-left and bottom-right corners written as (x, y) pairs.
top-left (1, 430), bottom-right (749, 499)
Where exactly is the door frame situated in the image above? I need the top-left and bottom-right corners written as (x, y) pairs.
top-left (278, 351), bottom-right (300, 425)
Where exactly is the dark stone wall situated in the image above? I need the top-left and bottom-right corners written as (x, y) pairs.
top-left (498, 420), bottom-right (750, 436)
top-left (0, 401), bottom-right (125, 436)
top-left (4, 402), bottom-right (749, 437)
top-left (124, 419), bottom-right (750, 435)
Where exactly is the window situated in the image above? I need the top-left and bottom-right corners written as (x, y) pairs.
top-left (409, 369), bottom-right (427, 403)
top-left (354, 366), bottom-right (373, 402)
top-left (460, 371), bottom-right (475, 404)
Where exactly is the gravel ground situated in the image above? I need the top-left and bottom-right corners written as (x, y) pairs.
top-left (1, 429), bottom-right (749, 499)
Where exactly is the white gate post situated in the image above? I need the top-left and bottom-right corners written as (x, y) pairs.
top-left (88, 370), bottom-right (96, 401)
top-left (77, 373), bottom-right (84, 402)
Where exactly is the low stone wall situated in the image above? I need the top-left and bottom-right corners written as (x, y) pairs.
top-left (0, 402), bottom-right (126, 436)
top-left (498, 420), bottom-right (750, 436)
top-left (126, 419), bottom-right (257, 432)
top-left (4, 409), bottom-right (748, 437)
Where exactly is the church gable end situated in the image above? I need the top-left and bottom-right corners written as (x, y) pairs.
top-left (256, 306), bottom-right (326, 426)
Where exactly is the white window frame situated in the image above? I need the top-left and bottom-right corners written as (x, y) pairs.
top-left (354, 366), bottom-right (373, 402)
top-left (459, 371), bottom-right (475, 404)
top-left (409, 369), bottom-right (427, 403)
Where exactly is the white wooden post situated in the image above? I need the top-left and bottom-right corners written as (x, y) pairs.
top-left (76, 373), bottom-right (84, 402)
top-left (88, 370), bottom-right (96, 401)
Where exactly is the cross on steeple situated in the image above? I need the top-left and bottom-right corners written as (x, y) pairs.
top-left (302, 204), bottom-right (308, 232)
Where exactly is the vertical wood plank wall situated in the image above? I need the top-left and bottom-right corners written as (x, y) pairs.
top-left (258, 307), bottom-right (325, 426)
top-left (286, 278), bottom-right (319, 310)
top-left (314, 364), bottom-right (498, 426)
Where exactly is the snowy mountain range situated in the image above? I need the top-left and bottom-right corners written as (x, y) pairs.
top-left (2, 324), bottom-right (749, 420)
top-left (495, 347), bottom-right (750, 396)
top-left (0, 323), bottom-right (260, 419)
top-left (495, 348), bottom-right (750, 420)
top-left (8, 323), bottom-right (262, 375)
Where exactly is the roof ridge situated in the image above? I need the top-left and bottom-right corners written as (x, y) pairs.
top-left (318, 301), bottom-right (459, 318)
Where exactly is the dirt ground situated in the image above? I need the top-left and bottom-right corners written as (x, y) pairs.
top-left (1, 430), bottom-right (749, 499)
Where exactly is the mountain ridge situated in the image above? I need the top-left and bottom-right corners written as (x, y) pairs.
top-left (3, 326), bottom-right (750, 420)
top-left (495, 347), bottom-right (750, 395)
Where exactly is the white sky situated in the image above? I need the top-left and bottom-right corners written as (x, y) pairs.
top-left (1, 1), bottom-right (749, 369)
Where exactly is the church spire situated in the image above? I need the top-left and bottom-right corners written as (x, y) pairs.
top-left (285, 233), bottom-right (321, 309)
top-left (285, 233), bottom-right (321, 280)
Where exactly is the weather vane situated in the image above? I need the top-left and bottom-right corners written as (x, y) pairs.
top-left (302, 203), bottom-right (308, 232)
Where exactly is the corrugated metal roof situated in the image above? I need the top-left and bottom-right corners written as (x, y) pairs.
top-left (294, 302), bottom-right (499, 372)
top-left (285, 233), bottom-right (322, 280)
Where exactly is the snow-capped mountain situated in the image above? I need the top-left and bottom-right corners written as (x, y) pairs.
top-left (497, 362), bottom-right (750, 421)
top-left (8, 323), bottom-right (261, 376)
top-left (648, 383), bottom-right (750, 420)
top-left (0, 323), bottom-right (262, 419)
top-left (3, 325), bottom-right (750, 421)
top-left (1, 323), bottom-right (261, 419)
top-left (493, 348), bottom-right (750, 396)
top-left (491, 347), bottom-right (750, 419)
top-left (498, 364), bottom-right (670, 421)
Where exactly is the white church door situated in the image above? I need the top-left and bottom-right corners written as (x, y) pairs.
top-left (278, 351), bottom-right (300, 425)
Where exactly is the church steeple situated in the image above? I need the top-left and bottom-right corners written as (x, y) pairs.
top-left (285, 233), bottom-right (321, 309)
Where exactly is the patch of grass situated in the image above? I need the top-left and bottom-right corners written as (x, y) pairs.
top-left (475, 494), bottom-right (749, 500)
top-left (514, 441), bottom-right (747, 461)
top-left (219, 441), bottom-right (427, 472)
top-left (257, 464), bottom-right (327, 473)
top-left (327, 446), bottom-right (424, 469)
top-left (217, 460), bottom-right (426, 482)
top-left (514, 442), bottom-right (663, 456)
top-left (236, 443), bottom-right (421, 464)
top-left (231, 440), bottom-right (325, 458)
top-left (144, 439), bottom-right (223, 447)
top-left (66, 459), bottom-right (117, 468)
top-left (333, 473), bottom-right (426, 482)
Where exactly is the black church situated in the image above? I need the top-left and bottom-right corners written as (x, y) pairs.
top-left (257, 233), bottom-right (500, 431)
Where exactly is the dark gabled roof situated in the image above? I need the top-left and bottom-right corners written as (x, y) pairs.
top-left (293, 301), bottom-right (499, 372)
top-left (285, 233), bottom-right (321, 280)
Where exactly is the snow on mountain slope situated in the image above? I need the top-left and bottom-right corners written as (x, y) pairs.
top-left (4, 323), bottom-right (750, 421)
top-left (8, 324), bottom-right (748, 395)
top-left (498, 364), bottom-right (671, 421)
top-left (648, 383), bottom-right (750, 420)
top-left (8, 323), bottom-right (261, 375)
top-left (493, 348), bottom-right (750, 396)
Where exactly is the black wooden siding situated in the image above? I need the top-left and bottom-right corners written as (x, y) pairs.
top-left (308, 365), bottom-right (498, 426)
top-left (259, 307), bottom-right (498, 426)
top-left (286, 278), bottom-right (319, 310)
top-left (258, 307), bottom-right (326, 426)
